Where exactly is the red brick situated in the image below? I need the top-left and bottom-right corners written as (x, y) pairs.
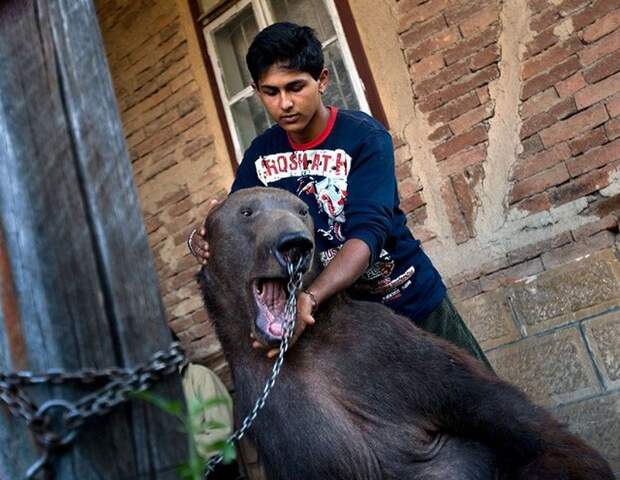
top-left (510, 163), bottom-right (570, 203)
top-left (520, 134), bottom-right (545, 158)
top-left (589, 192), bottom-right (620, 216)
top-left (399, 176), bottom-right (423, 197)
top-left (144, 108), bottom-right (179, 137)
top-left (520, 97), bottom-right (577, 139)
top-left (514, 192), bottom-right (552, 214)
top-left (439, 144), bottom-right (487, 176)
top-left (163, 268), bottom-right (197, 293)
top-left (571, 0), bottom-right (618, 31)
top-left (541, 231), bottom-right (616, 270)
top-left (169, 65), bottom-right (194, 93)
top-left (428, 124), bottom-right (453, 142)
top-left (607, 116), bottom-right (620, 139)
top-left (555, 72), bottom-right (587, 98)
top-left (566, 137), bottom-right (620, 176)
top-left (432, 124), bottom-right (488, 161)
top-left (449, 102), bottom-right (494, 134)
top-left (139, 84), bottom-right (173, 113)
top-left (133, 125), bottom-right (177, 158)
top-left (583, 50), bottom-right (620, 84)
top-left (525, 28), bottom-right (559, 59)
top-left (521, 88), bottom-right (560, 119)
top-left (522, 37), bottom-right (583, 81)
top-left (173, 110), bottom-right (206, 137)
top-left (443, 24), bottom-right (500, 65)
top-left (578, 25), bottom-right (620, 65)
top-left (571, 214), bottom-right (618, 240)
top-left (452, 163), bottom-right (484, 235)
top-left (405, 28), bottom-right (461, 63)
top-left (398, 0), bottom-right (449, 33)
top-left (400, 192), bottom-right (426, 213)
top-left (427, 91), bottom-right (480, 125)
top-left (580, 7), bottom-right (620, 42)
top-left (419, 65), bottom-right (500, 112)
top-left (569, 126), bottom-right (609, 155)
top-left (531, 8), bottom-right (560, 34)
top-left (469, 44), bottom-right (500, 71)
top-left (575, 71), bottom-right (620, 109)
top-left (416, 62), bottom-right (470, 96)
top-left (511, 143), bottom-right (571, 181)
top-left (477, 85), bottom-right (490, 104)
top-left (410, 53), bottom-right (444, 78)
top-left (401, 15), bottom-right (448, 48)
top-left (445, 0), bottom-right (494, 25)
top-left (145, 215), bottom-right (163, 234)
top-left (183, 136), bottom-right (213, 158)
top-left (607, 94), bottom-right (620, 117)
top-left (440, 181), bottom-right (471, 244)
top-left (540, 103), bottom-right (609, 147)
top-left (551, 162), bottom-right (617, 206)
top-left (521, 55), bottom-right (582, 100)
top-left (507, 231), bottom-right (573, 264)
top-left (459, 3), bottom-right (500, 37)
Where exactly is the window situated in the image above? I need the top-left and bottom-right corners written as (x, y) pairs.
top-left (202, 0), bottom-right (371, 161)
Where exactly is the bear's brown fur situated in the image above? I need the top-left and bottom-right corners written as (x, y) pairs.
top-left (198, 187), bottom-right (613, 480)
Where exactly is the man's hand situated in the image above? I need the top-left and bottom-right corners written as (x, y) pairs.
top-left (188, 199), bottom-right (220, 265)
top-left (252, 290), bottom-right (316, 359)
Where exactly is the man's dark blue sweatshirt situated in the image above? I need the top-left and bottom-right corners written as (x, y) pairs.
top-left (231, 107), bottom-right (446, 321)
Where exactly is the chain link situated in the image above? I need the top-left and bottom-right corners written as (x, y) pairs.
top-left (0, 342), bottom-right (186, 479)
top-left (204, 255), bottom-right (306, 478)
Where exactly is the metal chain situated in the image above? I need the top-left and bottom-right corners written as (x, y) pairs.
top-left (204, 256), bottom-right (306, 478)
top-left (0, 342), bottom-right (186, 479)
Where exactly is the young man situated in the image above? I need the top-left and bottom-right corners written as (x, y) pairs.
top-left (189, 22), bottom-right (490, 368)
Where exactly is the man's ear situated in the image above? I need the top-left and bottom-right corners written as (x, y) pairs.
top-left (318, 68), bottom-right (329, 94)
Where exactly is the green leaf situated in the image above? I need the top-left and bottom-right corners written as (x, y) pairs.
top-left (221, 442), bottom-right (237, 464)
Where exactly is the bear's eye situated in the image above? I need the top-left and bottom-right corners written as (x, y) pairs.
top-left (299, 208), bottom-right (308, 216)
top-left (240, 207), bottom-right (253, 217)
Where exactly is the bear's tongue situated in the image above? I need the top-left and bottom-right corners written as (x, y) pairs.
top-left (255, 279), bottom-right (287, 339)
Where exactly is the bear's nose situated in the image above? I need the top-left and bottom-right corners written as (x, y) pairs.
top-left (274, 232), bottom-right (313, 271)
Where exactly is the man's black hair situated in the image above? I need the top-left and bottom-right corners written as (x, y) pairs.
top-left (246, 22), bottom-right (324, 85)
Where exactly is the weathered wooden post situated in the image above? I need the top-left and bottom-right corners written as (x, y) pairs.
top-left (0, 0), bottom-right (188, 478)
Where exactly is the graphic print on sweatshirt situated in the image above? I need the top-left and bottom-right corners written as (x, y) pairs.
top-left (255, 149), bottom-right (351, 242)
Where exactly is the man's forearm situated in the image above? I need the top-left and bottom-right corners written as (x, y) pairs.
top-left (307, 238), bottom-right (371, 306)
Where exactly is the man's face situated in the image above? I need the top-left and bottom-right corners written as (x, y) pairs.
top-left (254, 64), bottom-right (328, 136)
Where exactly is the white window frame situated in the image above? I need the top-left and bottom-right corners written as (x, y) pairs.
top-left (203, 0), bottom-right (371, 162)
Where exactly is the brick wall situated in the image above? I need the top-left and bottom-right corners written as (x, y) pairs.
top-left (396, 0), bottom-right (620, 291)
top-left (95, 0), bottom-right (232, 378)
top-left (396, 0), bottom-right (619, 471)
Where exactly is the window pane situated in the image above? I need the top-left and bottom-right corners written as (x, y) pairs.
top-left (322, 42), bottom-right (358, 111)
top-left (268, 0), bottom-right (335, 42)
top-left (213, 6), bottom-right (258, 98)
top-left (231, 94), bottom-right (273, 152)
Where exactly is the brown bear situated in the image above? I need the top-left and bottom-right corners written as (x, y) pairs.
top-left (198, 187), bottom-right (613, 480)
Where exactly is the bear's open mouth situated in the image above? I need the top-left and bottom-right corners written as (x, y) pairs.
top-left (252, 278), bottom-right (290, 344)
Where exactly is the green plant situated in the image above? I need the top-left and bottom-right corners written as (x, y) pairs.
top-left (131, 391), bottom-right (236, 480)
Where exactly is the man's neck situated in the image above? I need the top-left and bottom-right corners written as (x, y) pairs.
top-left (288, 103), bottom-right (331, 145)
